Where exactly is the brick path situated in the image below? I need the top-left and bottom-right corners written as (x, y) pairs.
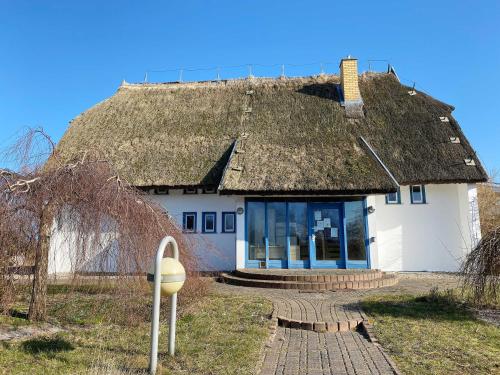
top-left (260, 328), bottom-right (397, 375)
top-left (216, 272), bottom-right (460, 375)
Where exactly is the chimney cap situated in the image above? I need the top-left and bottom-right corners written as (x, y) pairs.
top-left (339, 55), bottom-right (358, 67)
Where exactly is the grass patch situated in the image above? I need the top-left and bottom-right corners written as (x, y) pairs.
top-left (21, 337), bottom-right (75, 354)
top-left (0, 285), bottom-right (272, 374)
top-left (362, 291), bottom-right (500, 375)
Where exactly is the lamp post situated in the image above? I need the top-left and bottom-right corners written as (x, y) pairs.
top-left (148, 236), bottom-right (186, 375)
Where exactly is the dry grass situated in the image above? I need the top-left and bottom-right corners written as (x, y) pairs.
top-left (0, 282), bottom-right (272, 375)
top-left (362, 290), bottom-right (500, 375)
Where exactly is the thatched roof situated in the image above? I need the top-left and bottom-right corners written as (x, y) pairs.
top-left (53, 73), bottom-right (487, 194)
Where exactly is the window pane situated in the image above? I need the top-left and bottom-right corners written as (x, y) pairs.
top-left (267, 203), bottom-right (286, 260)
top-left (386, 192), bottom-right (398, 203)
top-left (205, 214), bottom-right (215, 231)
top-left (185, 215), bottom-right (195, 231)
top-left (288, 203), bottom-right (309, 261)
top-left (247, 202), bottom-right (265, 260)
top-left (412, 185), bottom-right (422, 202)
top-left (224, 213), bottom-right (235, 232)
top-left (313, 207), bottom-right (341, 261)
top-left (345, 201), bottom-right (366, 261)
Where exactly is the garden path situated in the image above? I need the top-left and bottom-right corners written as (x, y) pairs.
top-left (216, 273), bottom-right (459, 375)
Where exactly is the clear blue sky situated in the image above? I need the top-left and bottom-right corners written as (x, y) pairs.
top-left (1, 1), bottom-right (499, 175)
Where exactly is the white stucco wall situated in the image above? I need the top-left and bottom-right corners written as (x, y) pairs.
top-left (371, 183), bottom-right (481, 272)
top-left (49, 184), bottom-right (481, 274)
top-left (48, 223), bottom-right (119, 275)
top-left (149, 190), bottom-right (244, 271)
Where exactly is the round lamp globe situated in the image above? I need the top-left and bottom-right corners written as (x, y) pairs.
top-left (148, 257), bottom-right (186, 297)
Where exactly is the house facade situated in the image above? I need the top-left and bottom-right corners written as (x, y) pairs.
top-left (50, 57), bottom-right (487, 273)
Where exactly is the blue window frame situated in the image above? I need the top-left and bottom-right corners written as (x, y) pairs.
top-left (202, 212), bottom-right (217, 233)
top-left (385, 188), bottom-right (401, 204)
top-left (182, 212), bottom-right (197, 233)
top-left (410, 185), bottom-right (426, 204)
top-left (244, 199), bottom-right (370, 270)
top-left (222, 212), bottom-right (236, 233)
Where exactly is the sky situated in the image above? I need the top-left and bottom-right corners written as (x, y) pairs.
top-left (1, 1), bottom-right (499, 176)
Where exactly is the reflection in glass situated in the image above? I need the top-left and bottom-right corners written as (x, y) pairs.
top-left (288, 203), bottom-right (309, 261)
top-left (267, 202), bottom-right (286, 260)
top-left (345, 201), bottom-right (366, 260)
top-left (314, 208), bottom-right (341, 261)
top-left (247, 202), bottom-right (265, 260)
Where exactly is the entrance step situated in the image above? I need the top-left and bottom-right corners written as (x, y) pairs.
top-left (271, 295), bottom-right (366, 332)
top-left (234, 269), bottom-right (384, 282)
top-left (275, 315), bottom-right (364, 332)
top-left (220, 269), bottom-right (398, 291)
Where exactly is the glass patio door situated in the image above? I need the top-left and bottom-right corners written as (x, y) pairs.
top-left (309, 203), bottom-right (345, 268)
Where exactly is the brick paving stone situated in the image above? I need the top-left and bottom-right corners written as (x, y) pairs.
top-left (215, 273), bottom-right (461, 375)
top-left (260, 327), bottom-right (399, 375)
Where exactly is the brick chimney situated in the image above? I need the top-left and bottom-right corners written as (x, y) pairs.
top-left (339, 56), bottom-right (364, 118)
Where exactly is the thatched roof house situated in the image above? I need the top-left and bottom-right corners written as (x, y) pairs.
top-left (54, 68), bottom-right (487, 194)
top-left (50, 57), bottom-right (487, 275)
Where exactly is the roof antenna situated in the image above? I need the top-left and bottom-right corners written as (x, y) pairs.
top-left (280, 64), bottom-right (285, 78)
top-left (144, 71), bottom-right (148, 83)
top-left (247, 65), bottom-right (254, 78)
top-left (408, 82), bottom-right (417, 96)
top-left (178, 68), bottom-right (183, 82)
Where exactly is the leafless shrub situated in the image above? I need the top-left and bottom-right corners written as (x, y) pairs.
top-left (0, 128), bottom-right (206, 321)
top-left (460, 227), bottom-right (500, 306)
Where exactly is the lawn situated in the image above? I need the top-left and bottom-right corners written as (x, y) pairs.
top-left (0, 282), bottom-right (272, 375)
top-left (362, 291), bottom-right (500, 375)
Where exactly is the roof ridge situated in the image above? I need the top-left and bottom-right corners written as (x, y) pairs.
top-left (119, 73), bottom-right (348, 90)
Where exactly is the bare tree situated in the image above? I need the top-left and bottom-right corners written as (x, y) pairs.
top-left (461, 227), bottom-right (499, 305)
top-left (1, 129), bottom-right (198, 321)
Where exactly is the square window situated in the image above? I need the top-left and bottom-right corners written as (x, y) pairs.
top-left (202, 187), bottom-right (217, 194)
top-left (202, 212), bottom-right (216, 233)
top-left (222, 212), bottom-right (236, 233)
top-left (410, 185), bottom-right (426, 204)
top-left (385, 188), bottom-right (400, 204)
top-left (154, 187), bottom-right (169, 195)
top-left (183, 212), bottom-right (197, 232)
top-left (183, 188), bottom-right (197, 194)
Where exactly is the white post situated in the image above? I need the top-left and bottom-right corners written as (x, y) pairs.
top-left (149, 236), bottom-right (180, 375)
top-left (168, 293), bottom-right (177, 356)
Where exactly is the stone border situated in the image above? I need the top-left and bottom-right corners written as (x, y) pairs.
top-left (256, 312), bottom-right (280, 375)
top-left (359, 321), bottom-right (403, 375)
top-left (276, 315), bottom-right (365, 333)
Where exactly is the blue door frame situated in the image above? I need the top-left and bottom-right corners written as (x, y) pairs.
top-left (245, 199), bottom-right (370, 269)
top-left (308, 202), bottom-right (346, 269)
